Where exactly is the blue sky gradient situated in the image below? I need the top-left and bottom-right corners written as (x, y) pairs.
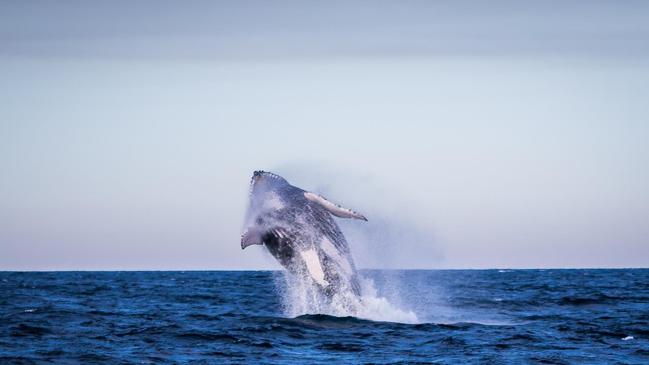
top-left (1, 1), bottom-right (648, 270)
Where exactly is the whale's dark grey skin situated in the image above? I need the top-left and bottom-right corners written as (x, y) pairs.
top-left (241, 171), bottom-right (367, 298)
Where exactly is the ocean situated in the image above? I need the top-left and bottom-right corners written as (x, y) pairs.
top-left (1, 269), bottom-right (648, 364)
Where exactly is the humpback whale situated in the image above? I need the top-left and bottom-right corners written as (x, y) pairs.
top-left (241, 171), bottom-right (366, 299)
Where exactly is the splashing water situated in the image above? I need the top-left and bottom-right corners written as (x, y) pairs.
top-left (244, 170), bottom-right (418, 323)
top-left (275, 271), bottom-right (419, 324)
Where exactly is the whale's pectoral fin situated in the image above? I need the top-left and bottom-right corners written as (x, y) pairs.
top-left (304, 192), bottom-right (368, 221)
top-left (241, 226), bottom-right (265, 249)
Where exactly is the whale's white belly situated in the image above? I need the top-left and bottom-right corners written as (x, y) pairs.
top-left (300, 248), bottom-right (329, 287)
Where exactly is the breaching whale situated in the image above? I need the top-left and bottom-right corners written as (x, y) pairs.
top-left (241, 171), bottom-right (366, 299)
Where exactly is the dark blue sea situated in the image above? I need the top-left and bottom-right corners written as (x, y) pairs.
top-left (1, 269), bottom-right (648, 364)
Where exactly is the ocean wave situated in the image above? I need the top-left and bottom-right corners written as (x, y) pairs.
top-left (2, 270), bottom-right (648, 364)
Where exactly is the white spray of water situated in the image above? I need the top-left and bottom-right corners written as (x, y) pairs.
top-left (249, 165), bottom-right (433, 324)
top-left (245, 168), bottom-right (428, 324)
top-left (276, 270), bottom-right (419, 324)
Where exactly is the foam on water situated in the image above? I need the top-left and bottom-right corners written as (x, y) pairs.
top-left (276, 271), bottom-right (419, 324)
top-left (355, 292), bottom-right (419, 324)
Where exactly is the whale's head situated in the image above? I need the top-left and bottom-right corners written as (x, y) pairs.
top-left (250, 170), bottom-right (288, 192)
top-left (248, 170), bottom-right (291, 205)
top-left (242, 170), bottom-right (292, 249)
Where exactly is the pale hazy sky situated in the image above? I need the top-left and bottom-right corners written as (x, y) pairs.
top-left (1, 1), bottom-right (648, 270)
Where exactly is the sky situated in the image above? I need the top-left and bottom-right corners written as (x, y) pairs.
top-left (1, 1), bottom-right (648, 270)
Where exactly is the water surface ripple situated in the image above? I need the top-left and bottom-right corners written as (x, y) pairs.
top-left (1, 269), bottom-right (648, 364)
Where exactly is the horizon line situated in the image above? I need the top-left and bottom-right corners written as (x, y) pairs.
top-left (1, 266), bottom-right (648, 273)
